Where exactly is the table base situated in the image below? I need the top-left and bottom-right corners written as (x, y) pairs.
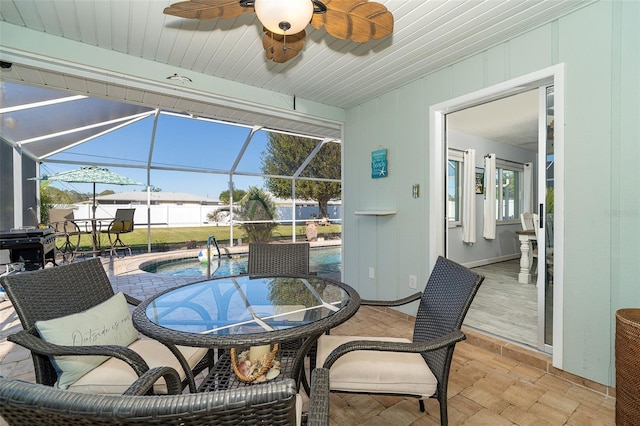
top-left (198, 348), bottom-right (299, 393)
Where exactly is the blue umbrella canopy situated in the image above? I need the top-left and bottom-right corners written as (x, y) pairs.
top-left (36, 166), bottom-right (144, 219)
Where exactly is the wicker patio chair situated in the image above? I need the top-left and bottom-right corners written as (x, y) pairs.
top-left (246, 242), bottom-right (318, 391)
top-left (317, 256), bottom-right (484, 426)
top-left (1, 258), bottom-right (213, 394)
top-left (0, 366), bottom-right (330, 425)
top-left (247, 242), bottom-right (311, 276)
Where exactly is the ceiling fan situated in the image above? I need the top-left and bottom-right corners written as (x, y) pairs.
top-left (164, 0), bottom-right (394, 63)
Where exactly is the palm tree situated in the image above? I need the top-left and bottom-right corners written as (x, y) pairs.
top-left (235, 187), bottom-right (278, 243)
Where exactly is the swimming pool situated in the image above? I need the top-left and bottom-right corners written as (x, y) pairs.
top-left (142, 246), bottom-right (341, 277)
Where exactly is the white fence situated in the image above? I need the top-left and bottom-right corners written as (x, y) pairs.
top-left (70, 203), bottom-right (342, 228)
top-left (72, 204), bottom-right (220, 227)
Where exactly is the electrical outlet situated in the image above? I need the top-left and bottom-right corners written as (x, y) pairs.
top-left (409, 275), bottom-right (417, 289)
top-left (369, 267), bottom-right (375, 279)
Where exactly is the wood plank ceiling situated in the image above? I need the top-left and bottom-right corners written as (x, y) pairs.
top-left (1, 0), bottom-right (593, 108)
top-left (0, 0), bottom-right (592, 151)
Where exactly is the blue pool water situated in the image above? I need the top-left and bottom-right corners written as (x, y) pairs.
top-left (143, 246), bottom-right (341, 277)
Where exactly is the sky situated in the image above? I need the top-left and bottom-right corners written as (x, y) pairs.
top-left (42, 113), bottom-right (271, 201)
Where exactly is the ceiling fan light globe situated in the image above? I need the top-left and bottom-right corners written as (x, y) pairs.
top-left (255, 0), bottom-right (313, 35)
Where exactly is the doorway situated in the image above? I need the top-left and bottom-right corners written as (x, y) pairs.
top-left (429, 65), bottom-right (564, 367)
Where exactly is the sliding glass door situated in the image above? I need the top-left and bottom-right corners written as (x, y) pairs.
top-left (538, 85), bottom-right (555, 352)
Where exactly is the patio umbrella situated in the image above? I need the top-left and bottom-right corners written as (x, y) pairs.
top-left (37, 166), bottom-right (144, 219)
top-left (33, 166), bottom-right (144, 256)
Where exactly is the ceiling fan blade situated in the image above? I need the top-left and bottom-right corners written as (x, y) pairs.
top-left (311, 0), bottom-right (393, 42)
top-left (164, 0), bottom-right (253, 20)
top-left (263, 31), bottom-right (306, 63)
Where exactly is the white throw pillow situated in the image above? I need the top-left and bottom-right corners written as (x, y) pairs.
top-left (35, 292), bottom-right (139, 389)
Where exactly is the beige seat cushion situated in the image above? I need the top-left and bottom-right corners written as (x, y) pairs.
top-left (316, 334), bottom-right (437, 397)
top-left (68, 340), bottom-right (208, 394)
top-left (295, 394), bottom-right (302, 426)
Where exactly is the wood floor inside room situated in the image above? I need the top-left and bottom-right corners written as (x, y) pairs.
top-left (325, 306), bottom-right (614, 425)
top-left (466, 259), bottom-right (538, 348)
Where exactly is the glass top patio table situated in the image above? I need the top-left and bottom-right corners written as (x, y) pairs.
top-left (132, 274), bottom-right (361, 349)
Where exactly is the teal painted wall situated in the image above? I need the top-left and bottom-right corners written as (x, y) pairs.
top-left (343, 0), bottom-right (640, 386)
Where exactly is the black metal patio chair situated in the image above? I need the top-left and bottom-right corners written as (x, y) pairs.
top-left (0, 258), bottom-right (213, 394)
top-left (317, 256), bottom-right (484, 426)
top-left (47, 208), bottom-right (81, 263)
top-left (0, 366), bottom-right (331, 425)
top-left (102, 208), bottom-right (135, 257)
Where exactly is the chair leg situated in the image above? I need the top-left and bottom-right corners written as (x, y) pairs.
top-left (439, 396), bottom-right (448, 426)
top-left (108, 233), bottom-right (132, 257)
top-left (419, 397), bottom-right (448, 425)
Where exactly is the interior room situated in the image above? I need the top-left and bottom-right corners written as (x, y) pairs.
top-left (445, 90), bottom-right (545, 349)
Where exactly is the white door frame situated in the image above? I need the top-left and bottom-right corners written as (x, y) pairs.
top-left (429, 64), bottom-right (564, 368)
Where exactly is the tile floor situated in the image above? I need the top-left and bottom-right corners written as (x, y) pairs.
top-left (0, 254), bottom-right (616, 425)
top-left (326, 306), bottom-right (615, 425)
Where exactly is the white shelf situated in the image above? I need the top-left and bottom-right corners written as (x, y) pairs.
top-left (354, 210), bottom-right (397, 216)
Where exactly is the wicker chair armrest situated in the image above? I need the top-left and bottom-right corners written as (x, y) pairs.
top-left (360, 292), bottom-right (422, 307)
top-left (322, 330), bottom-right (466, 369)
top-left (122, 366), bottom-right (183, 396)
top-left (158, 341), bottom-right (198, 393)
top-left (8, 330), bottom-right (150, 377)
top-left (307, 368), bottom-right (330, 426)
top-left (124, 293), bottom-right (142, 306)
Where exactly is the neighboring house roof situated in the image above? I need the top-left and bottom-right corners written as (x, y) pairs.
top-left (95, 191), bottom-right (221, 205)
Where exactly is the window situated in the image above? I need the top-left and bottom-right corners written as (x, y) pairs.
top-left (448, 150), bottom-right (524, 224)
top-left (494, 162), bottom-right (523, 222)
top-left (447, 150), bottom-right (463, 224)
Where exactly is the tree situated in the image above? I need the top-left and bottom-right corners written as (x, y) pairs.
top-left (206, 188), bottom-right (248, 223)
top-left (39, 182), bottom-right (54, 225)
top-left (42, 186), bottom-right (85, 205)
top-left (218, 188), bottom-right (247, 204)
top-left (262, 134), bottom-right (341, 219)
top-left (235, 186), bottom-right (278, 243)
top-left (206, 207), bottom-right (230, 224)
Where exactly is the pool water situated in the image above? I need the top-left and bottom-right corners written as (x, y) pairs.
top-left (143, 246), bottom-right (341, 277)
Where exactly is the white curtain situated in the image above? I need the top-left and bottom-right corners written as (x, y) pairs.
top-left (523, 162), bottom-right (534, 214)
top-left (462, 149), bottom-right (476, 244)
top-left (483, 153), bottom-right (496, 240)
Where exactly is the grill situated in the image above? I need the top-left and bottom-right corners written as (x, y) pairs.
top-left (0, 228), bottom-right (56, 270)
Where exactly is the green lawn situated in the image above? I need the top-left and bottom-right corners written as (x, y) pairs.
top-left (78, 224), bottom-right (341, 251)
